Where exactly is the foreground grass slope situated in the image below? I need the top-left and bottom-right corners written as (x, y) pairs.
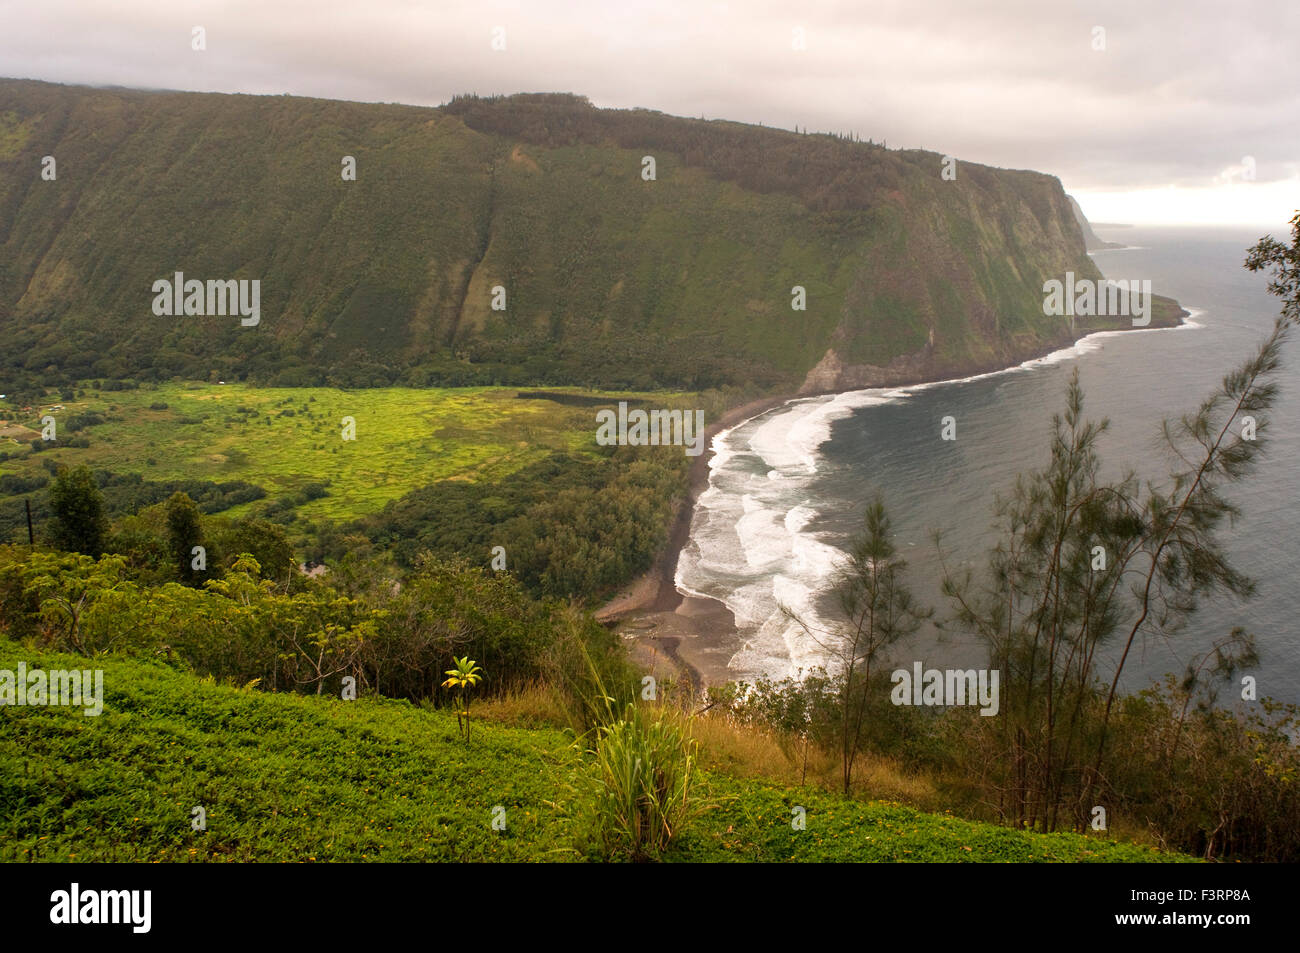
top-left (0, 646), bottom-right (1187, 862)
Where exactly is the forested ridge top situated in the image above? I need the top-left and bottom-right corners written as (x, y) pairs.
top-left (0, 79), bottom-right (1170, 393)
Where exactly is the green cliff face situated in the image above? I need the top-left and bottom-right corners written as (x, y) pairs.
top-left (0, 82), bottom-right (1180, 392)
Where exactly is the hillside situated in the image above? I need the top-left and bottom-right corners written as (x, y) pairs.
top-left (0, 80), bottom-right (1181, 395)
top-left (1068, 194), bottom-right (1123, 251)
top-left (0, 645), bottom-right (1185, 862)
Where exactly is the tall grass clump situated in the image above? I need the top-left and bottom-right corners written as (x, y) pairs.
top-left (560, 646), bottom-right (705, 861)
top-left (575, 701), bottom-right (699, 861)
top-left (542, 604), bottom-right (641, 734)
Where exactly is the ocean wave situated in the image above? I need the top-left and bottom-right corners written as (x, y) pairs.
top-left (679, 302), bottom-right (1205, 682)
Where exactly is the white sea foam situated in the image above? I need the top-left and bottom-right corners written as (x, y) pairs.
top-left (675, 391), bottom-right (884, 679)
top-left (677, 305), bottom-right (1205, 682)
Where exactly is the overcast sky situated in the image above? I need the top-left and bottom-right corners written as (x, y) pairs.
top-left (2, 0), bottom-right (1296, 226)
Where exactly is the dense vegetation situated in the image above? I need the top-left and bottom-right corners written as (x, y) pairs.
top-left (4, 357), bottom-right (1292, 858)
top-left (0, 538), bottom-right (640, 707)
top-left (707, 219), bottom-right (1300, 862)
top-left (0, 470), bottom-right (266, 547)
top-left (0, 456), bottom-right (1195, 861)
top-left (0, 72), bottom-right (1290, 864)
top-left (0, 80), bottom-right (1177, 398)
top-left (0, 382), bottom-right (706, 522)
top-left (0, 644), bottom-right (1180, 863)
top-left (319, 446), bottom-right (685, 598)
top-left (0, 382), bottom-right (712, 602)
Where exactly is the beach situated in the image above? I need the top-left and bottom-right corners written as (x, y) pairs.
top-left (595, 393), bottom-right (791, 692)
top-left (597, 309), bottom-right (1191, 692)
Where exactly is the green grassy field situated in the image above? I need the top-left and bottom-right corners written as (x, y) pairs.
top-left (0, 382), bottom-right (696, 522)
top-left (0, 645), bottom-right (1190, 863)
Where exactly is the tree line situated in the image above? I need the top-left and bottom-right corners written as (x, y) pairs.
top-left (713, 216), bottom-right (1300, 860)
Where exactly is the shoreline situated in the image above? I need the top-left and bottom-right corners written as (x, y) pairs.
top-left (595, 391), bottom-right (796, 620)
top-left (600, 310), bottom-right (1191, 690)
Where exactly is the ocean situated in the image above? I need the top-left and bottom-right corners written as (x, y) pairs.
top-left (676, 224), bottom-right (1300, 703)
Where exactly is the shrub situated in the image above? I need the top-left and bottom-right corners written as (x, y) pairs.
top-left (0, 474), bottom-right (49, 495)
top-left (64, 412), bottom-right (105, 433)
top-left (572, 701), bottom-right (701, 861)
top-left (301, 482), bottom-right (328, 501)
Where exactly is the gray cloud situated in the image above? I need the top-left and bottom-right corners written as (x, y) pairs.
top-left (1, 0), bottom-right (1296, 203)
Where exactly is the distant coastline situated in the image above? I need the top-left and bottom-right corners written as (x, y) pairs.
top-left (599, 305), bottom-right (1191, 689)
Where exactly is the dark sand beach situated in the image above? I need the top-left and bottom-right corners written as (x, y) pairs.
top-left (597, 311), bottom-right (1190, 691)
top-left (595, 393), bottom-right (792, 691)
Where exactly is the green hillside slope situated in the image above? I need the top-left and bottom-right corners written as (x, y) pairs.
top-left (0, 81), bottom-right (1180, 394)
top-left (0, 645), bottom-right (1187, 862)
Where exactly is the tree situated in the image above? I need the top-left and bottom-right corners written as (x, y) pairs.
top-left (1245, 211), bottom-right (1300, 324)
top-left (47, 465), bottom-right (108, 556)
top-left (165, 491), bottom-right (204, 585)
top-left (938, 214), bottom-right (1299, 832)
top-left (786, 495), bottom-right (931, 794)
top-left (18, 550), bottom-right (130, 653)
top-left (207, 517), bottom-right (295, 588)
